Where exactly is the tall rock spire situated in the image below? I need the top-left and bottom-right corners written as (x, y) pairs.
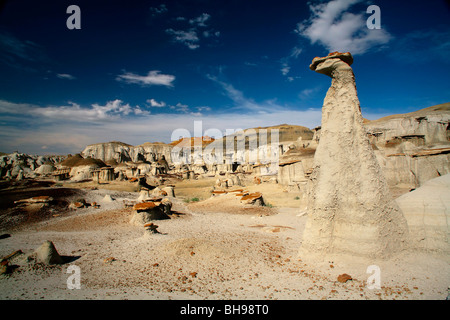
top-left (300, 52), bottom-right (409, 259)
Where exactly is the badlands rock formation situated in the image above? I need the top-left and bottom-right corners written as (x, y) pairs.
top-left (0, 153), bottom-right (64, 180)
top-left (33, 240), bottom-right (64, 265)
top-left (2, 104), bottom-right (447, 193)
top-left (276, 104), bottom-right (450, 189)
top-left (366, 103), bottom-right (450, 188)
top-left (75, 111), bottom-right (448, 190)
top-left (396, 173), bottom-right (450, 254)
top-left (81, 141), bottom-right (172, 163)
top-left (300, 52), bottom-right (409, 259)
top-left (81, 125), bottom-right (313, 172)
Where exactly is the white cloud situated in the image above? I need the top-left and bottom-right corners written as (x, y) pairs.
top-left (38, 100), bottom-right (141, 120)
top-left (170, 102), bottom-right (190, 113)
top-left (165, 28), bottom-right (200, 49)
top-left (280, 64), bottom-right (290, 76)
top-left (149, 4), bottom-right (168, 16)
top-left (0, 99), bottom-right (147, 122)
top-left (298, 86), bottom-right (324, 100)
top-left (147, 99), bottom-right (166, 108)
top-left (290, 47), bottom-right (303, 59)
top-left (0, 31), bottom-right (47, 71)
top-left (280, 47), bottom-right (303, 77)
top-left (202, 29), bottom-right (220, 40)
top-left (189, 13), bottom-right (211, 27)
top-left (0, 97), bottom-right (394, 155)
top-left (207, 75), bottom-right (289, 113)
top-left (197, 106), bottom-right (211, 112)
top-left (56, 73), bottom-right (76, 80)
top-left (207, 75), bottom-right (246, 104)
top-left (132, 106), bottom-right (150, 116)
top-left (297, 0), bottom-right (392, 55)
top-left (116, 70), bottom-right (175, 87)
top-left (166, 13), bottom-right (219, 50)
top-left (167, 102), bottom-right (212, 116)
top-left (299, 88), bottom-right (314, 98)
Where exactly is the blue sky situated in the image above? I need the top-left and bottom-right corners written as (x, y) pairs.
top-left (0, 0), bottom-right (449, 155)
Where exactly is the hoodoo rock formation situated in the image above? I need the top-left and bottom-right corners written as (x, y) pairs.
top-left (300, 52), bottom-right (409, 259)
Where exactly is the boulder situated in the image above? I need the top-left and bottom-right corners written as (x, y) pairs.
top-left (162, 186), bottom-right (175, 197)
top-left (34, 240), bottom-right (64, 265)
top-left (69, 198), bottom-right (87, 209)
top-left (160, 198), bottom-right (172, 215)
top-left (130, 202), bottom-right (170, 226)
top-left (337, 274), bottom-right (352, 283)
top-left (240, 192), bottom-right (264, 206)
top-left (101, 194), bottom-right (115, 203)
top-left (151, 187), bottom-right (168, 197)
top-left (91, 201), bottom-right (100, 209)
top-left (136, 190), bottom-right (150, 202)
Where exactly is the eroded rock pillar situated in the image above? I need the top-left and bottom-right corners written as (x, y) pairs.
top-left (300, 52), bottom-right (409, 259)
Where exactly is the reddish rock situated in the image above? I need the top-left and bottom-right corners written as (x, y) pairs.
top-left (0, 260), bottom-right (10, 274)
top-left (133, 202), bottom-right (157, 211)
top-left (73, 202), bottom-right (85, 208)
top-left (337, 274), bottom-right (352, 283)
top-left (103, 257), bottom-right (116, 264)
top-left (212, 190), bottom-right (227, 195)
top-left (91, 202), bottom-right (100, 208)
top-left (143, 222), bottom-right (159, 233)
top-left (240, 192), bottom-right (264, 205)
top-left (131, 201), bottom-right (169, 225)
top-left (14, 196), bottom-right (53, 205)
top-left (143, 197), bottom-right (163, 203)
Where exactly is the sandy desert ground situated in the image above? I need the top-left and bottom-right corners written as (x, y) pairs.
top-left (0, 177), bottom-right (448, 301)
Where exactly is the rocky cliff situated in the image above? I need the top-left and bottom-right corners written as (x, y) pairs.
top-left (366, 103), bottom-right (450, 188)
top-left (365, 103), bottom-right (450, 148)
top-left (79, 104), bottom-right (449, 190)
top-left (81, 125), bottom-right (313, 167)
top-left (278, 103), bottom-right (450, 189)
top-left (81, 141), bottom-right (173, 163)
top-left (0, 152), bottom-right (65, 179)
